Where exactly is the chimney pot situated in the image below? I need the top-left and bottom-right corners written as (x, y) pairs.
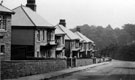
top-left (76, 27), bottom-right (81, 32)
top-left (59, 19), bottom-right (66, 27)
top-left (26, 0), bottom-right (36, 11)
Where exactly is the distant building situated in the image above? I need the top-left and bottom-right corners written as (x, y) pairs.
top-left (56, 19), bottom-right (80, 58)
top-left (0, 4), bottom-right (14, 61)
top-left (11, 0), bottom-right (56, 60)
top-left (74, 27), bottom-right (95, 58)
top-left (55, 28), bottom-right (66, 58)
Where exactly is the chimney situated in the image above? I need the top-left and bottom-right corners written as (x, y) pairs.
top-left (76, 27), bottom-right (81, 32)
top-left (59, 19), bottom-right (66, 27)
top-left (26, 0), bottom-right (36, 11)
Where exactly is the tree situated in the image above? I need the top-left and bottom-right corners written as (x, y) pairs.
top-left (123, 24), bottom-right (135, 39)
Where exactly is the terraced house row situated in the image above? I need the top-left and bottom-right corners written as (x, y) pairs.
top-left (0, 0), bottom-right (95, 61)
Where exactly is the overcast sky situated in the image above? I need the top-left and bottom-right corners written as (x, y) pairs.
top-left (2, 0), bottom-right (135, 29)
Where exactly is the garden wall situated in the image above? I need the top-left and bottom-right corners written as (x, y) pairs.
top-left (76, 58), bottom-right (93, 67)
top-left (1, 59), bottom-right (67, 79)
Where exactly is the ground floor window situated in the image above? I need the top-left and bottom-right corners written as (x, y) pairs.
top-left (0, 45), bottom-right (5, 55)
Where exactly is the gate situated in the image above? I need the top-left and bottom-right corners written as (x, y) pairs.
top-left (72, 58), bottom-right (76, 67)
top-left (67, 58), bottom-right (76, 68)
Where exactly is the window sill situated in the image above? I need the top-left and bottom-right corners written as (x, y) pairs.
top-left (0, 29), bottom-right (7, 32)
top-left (0, 30), bottom-right (7, 38)
top-left (0, 53), bottom-right (4, 55)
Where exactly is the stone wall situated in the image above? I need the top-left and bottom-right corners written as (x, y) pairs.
top-left (1, 59), bottom-right (67, 79)
top-left (0, 15), bottom-right (12, 61)
top-left (76, 58), bottom-right (93, 67)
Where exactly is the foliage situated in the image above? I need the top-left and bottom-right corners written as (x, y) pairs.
top-left (71, 24), bottom-right (135, 61)
top-left (71, 24), bottom-right (134, 50)
top-left (123, 24), bottom-right (135, 39)
top-left (112, 43), bottom-right (135, 61)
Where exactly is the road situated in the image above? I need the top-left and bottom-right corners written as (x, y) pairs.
top-left (52, 60), bottom-right (135, 80)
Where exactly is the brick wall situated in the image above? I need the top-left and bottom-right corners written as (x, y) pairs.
top-left (76, 58), bottom-right (93, 67)
top-left (1, 59), bottom-right (67, 79)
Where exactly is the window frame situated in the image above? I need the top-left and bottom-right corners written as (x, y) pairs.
top-left (0, 15), bottom-right (6, 30)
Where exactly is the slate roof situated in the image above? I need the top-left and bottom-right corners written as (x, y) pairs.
top-left (55, 25), bottom-right (66, 35)
top-left (0, 4), bottom-right (14, 13)
top-left (74, 31), bottom-right (94, 43)
top-left (56, 24), bottom-right (79, 40)
top-left (74, 32), bottom-right (84, 42)
top-left (12, 5), bottom-right (54, 27)
top-left (55, 28), bottom-right (65, 35)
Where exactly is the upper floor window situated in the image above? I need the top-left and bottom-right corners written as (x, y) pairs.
top-left (37, 30), bottom-right (40, 41)
top-left (51, 30), bottom-right (55, 41)
top-left (55, 36), bottom-right (61, 46)
top-left (71, 41), bottom-right (75, 48)
top-left (0, 15), bottom-right (6, 30)
top-left (62, 36), bottom-right (64, 44)
top-left (43, 30), bottom-right (45, 40)
top-left (47, 31), bottom-right (51, 41)
top-left (75, 40), bottom-right (79, 48)
top-left (47, 30), bottom-right (55, 41)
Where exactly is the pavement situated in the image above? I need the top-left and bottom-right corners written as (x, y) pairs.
top-left (5, 62), bottom-right (109, 80)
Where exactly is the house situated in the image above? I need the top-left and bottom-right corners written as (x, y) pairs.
top-left (74, 27), bottom-right (95, 58)
top-left (55, 28), bottom-right (65, 58)
top-left (74, 32), bottom-right (85, 58)
top-left (11, 0), bottom-right (56, 60)
top-left (56, 19), bottom-right (80, 58)
top-left (0, 4), bottom-right (14, 61)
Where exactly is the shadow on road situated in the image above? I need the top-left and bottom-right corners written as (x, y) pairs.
top-left (78, 74), bottom-right (135, 80)
top-left (115, 67), bottom-right (135, 69)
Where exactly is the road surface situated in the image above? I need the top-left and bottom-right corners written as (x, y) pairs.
top-left (52, 60), bottom-right (135, 80)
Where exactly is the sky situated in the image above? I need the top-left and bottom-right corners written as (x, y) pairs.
top-left (2, 0), bottom-right (135, 29)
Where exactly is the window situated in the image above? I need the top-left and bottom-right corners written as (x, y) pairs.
top-left (62, 36), bottom-right (64, 44)
top-left (76, 41), bottom-right (79, 48)
top-left (37, 30), bottom-right (40, 41)
top-left (51, 31), bottom-right (54, 41)
top-left (0, 15), bottom-right (6, 30)
top-left (0, 45), bottom-right (5, 54)
top-left (47, 31), bottom-right (51, 41)
top-left (43, 30), bottom-right (44, 40)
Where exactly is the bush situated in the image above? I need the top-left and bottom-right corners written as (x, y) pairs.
top-left (112, 43), bottom-right (135, 61)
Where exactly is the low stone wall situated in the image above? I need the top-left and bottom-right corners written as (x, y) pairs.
top-left (76, 58), bottom-right (93, 67)
top-left (1, 59), bottom-right (67, 79)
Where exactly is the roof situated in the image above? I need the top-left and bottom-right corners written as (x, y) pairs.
top-left (74, 32), bottom-right (84, 42)
top-left (56, 24), bottom-right (79, 40)
top-left (0, 4), bottom-right (14, 13)
top-left (12, 5), bottom-right (54, 27)
top-left (75, 31), bottom-right (94, 43)
top-left (55, 26), bottom-right (65, 35)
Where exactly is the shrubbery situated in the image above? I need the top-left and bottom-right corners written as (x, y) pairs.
top-left (112, 43), bottom-right (135, 61)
